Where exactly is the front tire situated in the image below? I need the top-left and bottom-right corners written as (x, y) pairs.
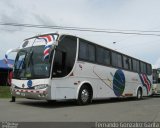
top-left (77, 86), bottom-right (92, 105)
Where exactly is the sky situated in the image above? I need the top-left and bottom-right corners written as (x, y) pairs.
top-left (0, 0), bottom-right (160, 68)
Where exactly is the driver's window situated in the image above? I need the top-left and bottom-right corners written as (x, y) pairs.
top-left (52, 36), bottom-right (77, 78)
top-left (52, 50), bottom-right (66, 77)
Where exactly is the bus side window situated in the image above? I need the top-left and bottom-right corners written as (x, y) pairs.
top-left (52, 36), bottom-right (77, 78)
top-left (132, 59), bottom-right (140, 73)
top-left (140, 62), bottom-right (147, 74)
top-left (96, 46), bottom-right (111, 66)
top-left (147, 64), bottom-right (152, 75)
top-left (123, 56), bottom-right (132, 70)
top-left (79, 39), bottom-right (95, 62)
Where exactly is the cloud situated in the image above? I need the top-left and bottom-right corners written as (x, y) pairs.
top-left (33, 13), bottom-right (57, 26)
top-left (0, 1), bottom-right (28, 32)
top-left (153, 58), bottom-right (160, 69)
top-left (0, 14), bottom-right (25, 33)
top-left (0, 0), bottom-right (160, 66)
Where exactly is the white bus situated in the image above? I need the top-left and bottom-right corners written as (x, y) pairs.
top-left (152, 68), bottom-right (160, 95)
top-left (10, 33), bottom-right (152, 105)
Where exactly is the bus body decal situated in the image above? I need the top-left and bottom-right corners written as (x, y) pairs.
top-left (93, 68), bottom-right (126, 97)
top-left (112, 69), bottom-right (125, 97)
top-left (93, 69), bottom-right (113, 90)
top-left (37, 34), bottom-right (56, 59)
top-left (37, 35), bottom-right (55, 43)
top-left (139, 74), bottom-right (151, 94)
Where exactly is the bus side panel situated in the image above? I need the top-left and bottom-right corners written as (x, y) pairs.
top-left (50, 62), bottom-right (152, 100)
top-left (93, 65), bottom-right (142, 98)
top-left (51, 78), bottom-right (76, 100)
top-left (74, 62), bottom-right (118, 99)
top-left (75, 62), bottom-right (152, 99)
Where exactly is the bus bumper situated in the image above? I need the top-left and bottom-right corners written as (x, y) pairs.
top-left (11, 88), bottom-right (48, 100)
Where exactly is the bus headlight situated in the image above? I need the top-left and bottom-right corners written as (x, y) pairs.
top-left (34, 84), bottom-right (49, 90)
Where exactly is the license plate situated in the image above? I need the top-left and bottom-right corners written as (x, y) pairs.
top-left (16, 92), bottom-right (20, 95)
top-left (20, 92), bottom-right (26, 96)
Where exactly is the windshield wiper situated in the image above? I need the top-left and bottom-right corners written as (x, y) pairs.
top-left (26, 51), bottom-right (33, 67)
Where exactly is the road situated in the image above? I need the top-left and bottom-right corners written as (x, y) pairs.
top-left (0, 96), bottom-right (160, 122)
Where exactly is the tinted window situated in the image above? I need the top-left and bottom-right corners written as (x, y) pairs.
top-left (79, 39), bottom-right (95, 62)
top-left (117, 54), bottom-right (122, 68)
top-left (123, 56), bottom-right (132, 70)
top-left (88, 44), bottom-right (95, 62)
top-left (79, 41), bottom-right (88, 60)
top-left (112, 52), bottom-right (122, 68)
top-left (140, 62), bottom-right (147, 74)
top-left (132, 59), bottom-right (140, 72)
top-left (112, 52), bottom-right (117, 67)
top-left (96, 47), bottom-right (110, 65)
top-left (104, 49), bottom-right (111, 65)
top-left (147, 64), bottom-right (152, 75)
top-left (53, 36), bottom-right (77, 77)
top-left (96, 47), bottom-right (104, 64)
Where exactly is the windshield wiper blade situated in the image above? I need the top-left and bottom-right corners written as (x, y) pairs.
top-left (27, 51), bottom-right (33, 67)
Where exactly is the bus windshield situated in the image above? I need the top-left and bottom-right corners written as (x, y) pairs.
top-left (153, 69), bottom-right (160, 84)
top-left (13, 34), bottom-right (58, 79)
top-left (13, 46), bottom-right (52, 79)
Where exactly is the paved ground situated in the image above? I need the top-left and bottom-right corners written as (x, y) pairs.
top-left (0, 96), bottom-right (160, 122)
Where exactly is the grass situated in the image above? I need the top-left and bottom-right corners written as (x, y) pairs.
top-left (0, 86), bottom-right (11, 98)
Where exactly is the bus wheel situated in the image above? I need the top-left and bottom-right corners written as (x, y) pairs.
top-left (77, 86), bottom-right (92, 105)
top-left (137, 88), bottom-right (142, 100)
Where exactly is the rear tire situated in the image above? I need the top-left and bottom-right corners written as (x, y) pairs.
top-left (77, 86), bottom-right (92, 105)
top-left (136, 88), bottom-right (142, 100)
